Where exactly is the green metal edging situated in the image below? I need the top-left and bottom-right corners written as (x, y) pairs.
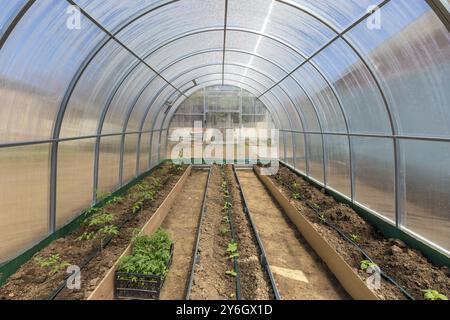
top-left (0, 160), bottom-right (169, 286)
top-left (279, 161), bottom-right (450, 268)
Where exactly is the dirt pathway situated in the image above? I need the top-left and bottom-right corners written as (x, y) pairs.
top-left (237, 170), bottom-right (350, 300)
top-left (189, 166), bottom-right (235, 300)
top-left (159, 170), bottom-right (209, 300)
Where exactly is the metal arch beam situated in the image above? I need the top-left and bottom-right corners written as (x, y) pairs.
top-left (221, 0), bottom-right (229, 85)
top-left (0, 0), bottom-right (36, 49)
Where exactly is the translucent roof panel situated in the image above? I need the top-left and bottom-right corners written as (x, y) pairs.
top-left (346, 0), bottom-right (450, 138)
top-left (0, 0), bottom-right (104, 143)
top-left (73, 0), bottom-right (171, 31)
top-left (0, 0), bottom-right (27, 34)
top-left (145, 31), bottom-right (224, 68)
top-left (284, 0), bottom-right (383, 31)
top-left (115, 0), bottom-right (224, 57)
top-left (312, 38), bottom-right (392, 135)
top-left (290, 64), bottom-right (347, 133)
top-left (227, 0), bottom-right (335, 57)
top-left (225, 30), bottom-right (304, 71)
top-left (61, 42), bottom-right (139, 138)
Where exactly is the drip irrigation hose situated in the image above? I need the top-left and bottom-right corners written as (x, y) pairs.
top-left (232, 165), bottom-right (281, 300)
top-left (47, 174), bottom-right (173, 300)
top-left (185, 168), bottom-right (212, 299)
top-left (223, 167), bottom-right (242, 300)
top-left (273, 171), bottom-right (415, 300)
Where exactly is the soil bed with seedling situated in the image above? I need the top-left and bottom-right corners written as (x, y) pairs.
top-left (224, 165), bottom-right (273, 300)
top-left (0, 163), bottom-right (186, 300)
top-left (269, 164), bottom-right (449, 300)
top-left (189, 165), bottom-right (236, 300)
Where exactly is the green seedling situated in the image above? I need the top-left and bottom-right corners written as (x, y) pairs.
top-left (34, 254), bottom-right (70, 275)
top-left (225, 270), bottom-right (237, 277)
top-left (319, 213), bottom-right (327, 224)
top-left (360, 260), bottom-right (378, 271)
top-left (350, 234), bottom-right (360, 243)
top-left (422, 289), bottom-right (448, 300)
top-left (98, 225), bottom-right (119, 237)
top-left (223, 216), bottom-right (230, 224)
top-left (223, 201), bottom-right (232, 211)
top-left (132, 200), bottom-right (144, 214)
top-left (76, 231), bottom-right (96, 242)
top-left (220, 227), bottom-right (230, 236)
top-left (86, 210), bottom-right (114, 227)
top-left (96, 189), bottom-right (112, 202)
top-left (118, 228), bottom-right (172, 278)
top-left (292, 193), bottom-right (301, 200)
top-left (314, 203), bottom-right (321, 210)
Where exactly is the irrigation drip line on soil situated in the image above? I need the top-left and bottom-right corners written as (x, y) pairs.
top-left (223, 168), bottom-right (242, 300)
top-left (232, 165), bottom-right (281, 300)
top-left (47, 175), bottom-right (173, 300)
top-left (273, 171), bottom-right (415, 300)
top-left (185, 168), bottom-right (212, 299)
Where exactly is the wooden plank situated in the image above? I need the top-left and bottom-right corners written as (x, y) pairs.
top-left (87, 165), bottom-right (192, 300)
top-left (254, 166), bottom-right (379, 300)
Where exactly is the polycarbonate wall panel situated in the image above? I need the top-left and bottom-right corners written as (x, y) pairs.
top-left (291, 64), bottom-right (347, 133)
top-left (347, 0), bottom-right (450, 138)
top-left (151, 131), bottom-right (161, 167)
top-left (227, 0), bottom-right (335, 57)
top-left (294, 133), bottom-right (306, 173)
top-left (98, 135), bottom-right (121, 193)
top-left (325, 135), bottom-right (351, 196)
top-left (129, 77), bottom-right (167, 132)
top-left (224, 65), bottom-right (276, 89)
top-left (278, 76), bottom-right (321, 132)
top-left (225, 31), bottom-right (303, 71)
top-left (269, 85), bottom-right (302, 131)
top-left (62, 42), bottom-right (138, 137)
top-left (225, 51), bottom-right (287, 82)
top-left (401, 140), bottom-right (450, 250)
top-left (0, 145), bottom-right (49, 263)
top-left (102, 64), bottom-right (154, 134)
top-left (278, 132), bottom-right (285, 162)
top-left (146, 31), bottom-right (224, 68)
top-left (56, 139), bottom-right (95, 228)
top-left (122, 134), bottom-right (138, 184)
top-left (159, 130), bottom-right (168, 161)
top-left (139, 133), bottom-right (151, 174)
top-left (73, 0), bottom-right (169, 30)
top-left (0, 0), bottom-right (26, 33)
top-left (312, 39), bottom-right (392, 134)
top-left (287, 0), bottom-right (381, 30)
top-left (0, 0), bottom-right (103, 143)
top-left (116, 0), bottom-right (224, 58)
top-left (285, 132), bottom-right (294, 166)
top-left (306, 134), bottom-right (324, 183)
top-left (352, 137), bottom-right (395, 222)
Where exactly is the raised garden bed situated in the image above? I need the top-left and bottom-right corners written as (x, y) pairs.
top-left (0, 163), bottom-right (188, 300)
top-left (258, 164), bottom-right (450, 300)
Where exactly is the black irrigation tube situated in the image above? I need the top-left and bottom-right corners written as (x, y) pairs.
top-left (223, 167), bottom-right (242, 301)
top-left (185, 167), bottom-right (212, 300)
top-left (273, 169), bottom-right (415, 300)
top-left (47, 174), bottom-right (174, 300)
top-left (232, 165), bottom-right (282, 300)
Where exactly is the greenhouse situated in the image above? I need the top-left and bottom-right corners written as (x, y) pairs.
top-left (0, 0), bottom-right (449, 301)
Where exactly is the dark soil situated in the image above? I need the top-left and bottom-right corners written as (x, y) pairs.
top-left (270, 164), bottom-right (450, 300)
top-left (224, 165), bottom-right (273, 300)
top-left (189, 165), bottom-right (236, 300)
top-left (0, 164), bottom-right (186, 300)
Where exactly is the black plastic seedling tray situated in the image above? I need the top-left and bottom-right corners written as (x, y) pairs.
top-left (114, 243), bottom-right (174, 300)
